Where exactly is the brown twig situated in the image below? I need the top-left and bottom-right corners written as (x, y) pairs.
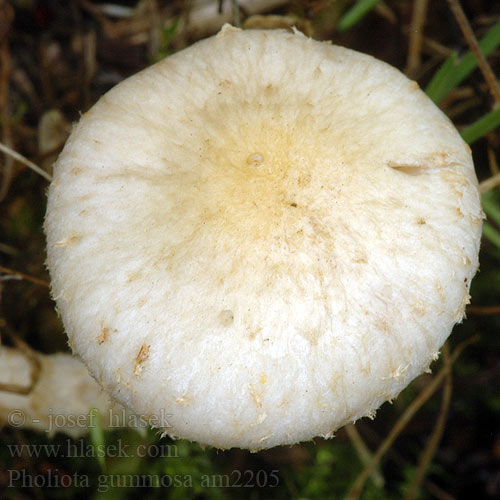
top-left (405, 344), bottom-right (453, 500)
top-left (446, 0), bottom-right (500, 107)
top-left (344, 336), bottom-right (478, 500)
top-left (405, 0), bottom-right (429, 78)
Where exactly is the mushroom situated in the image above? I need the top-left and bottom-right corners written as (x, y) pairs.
top-left (45, 26), bottom-right (482, 450)
top-left (0, 346), bottom-right (133, 438)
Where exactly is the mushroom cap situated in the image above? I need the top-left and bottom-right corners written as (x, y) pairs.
top-left (45, 26), bottom-right (482, 450)
top-left (0, 347), bottom-right (130, 438)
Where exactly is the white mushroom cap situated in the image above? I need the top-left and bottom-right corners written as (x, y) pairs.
top-left (0, 347), bottom-right (131, 438)
top-left (45, 26), bottom-right (482, 450)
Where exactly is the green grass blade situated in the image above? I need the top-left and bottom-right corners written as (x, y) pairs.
top-left (337, 0), bottom-right (382, 33)
top-left (425, 20), bottom-right (500, 103)
top-left (425, 53), bottom-right (458, 103)
top-left (89, 408), bottom-right (106, 472)
top-left (482, 190), bottom-right (500, 226)
top-left (481, 191), bottom-right (500, 250)
top-left (482, 221), bottom-right (500, 251)
top-left (461, 108), bottom-right (500, 145)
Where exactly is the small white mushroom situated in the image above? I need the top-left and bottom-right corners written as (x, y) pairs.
top-left (44, 26), bottom-right (482, 450)
top-left (0, 346), bottom-right (132, 438)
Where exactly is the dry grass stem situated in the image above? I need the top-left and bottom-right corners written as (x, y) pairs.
top-left (406, 0), bottom-right (429, 77)
top-left (479, 172), bottom-right (500, 193)
top-left (424, 480), bottom-right (457, 500)
top-left (344, 336), bottom-right (478, 500)
top-left (405, 344), bottom-right (453, 500)
top-left (0, 141), bottom-right (52, 182)
top-left (374, 2), bottom-right (397, 25)
top-left (466, 304), bottom-right (500, 315)
top-left (0, 7), bottom-right (13, 202)
top-left (0, 265), bottom-right (49, 288)
top-left (488, 147), bottom-right (499, 174)
top-left (345, 424), bottom-right (384, 487)
top-left (447, 96), bottom-right (482, 119)
top-left (447, 0), bottom-right (500, 107)
top-left (421, 36), bottom-right (455, 58)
